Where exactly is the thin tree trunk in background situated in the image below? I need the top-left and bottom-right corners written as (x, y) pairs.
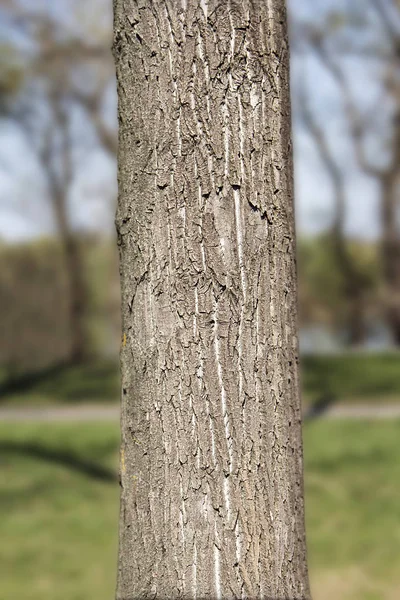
top-left (380, 58), bottom-right (400, 345)
top-left (49, 91), bottom-right (88, 364)
top-left (51, 189), bottom-right (87, 367)
top-left (332, 220), bottom-right (366, 346)
top-left (382, 168), bottom-right (400, 345)
top-left (114, 1), bottom-right (310, 598)
top-left (297, 75), bottom-right (367, 346)
top-left (297, 75), bottom-right (367, 345)
top-left (59, 218), bottom-right (87, 363)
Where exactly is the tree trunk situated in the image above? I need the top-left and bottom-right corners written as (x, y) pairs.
top-left (50, 182), bottom-right (87, 367)
top-left (49, 91), bottom-right (88, 365)
top-left (62, 228), bottom-right (87, 364)
top-left (381, 168), bottom-right (400, 345)
top-left (113, 1), bottom-right (310, 598)
top-left (333, 228), bottom-right (367, 346)
top-left (297, 74), bottom-right (367, 346)
top-left (346, 286), bottom-right (366, 346)
top-left (379, 60), bottom-right (400, 345)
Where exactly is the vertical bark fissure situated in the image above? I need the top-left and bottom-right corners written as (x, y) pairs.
top-left (114, 0), bottom-right (310, 598)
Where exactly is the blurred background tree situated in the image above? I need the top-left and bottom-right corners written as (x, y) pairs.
top-left (292, 0), bottom-right (400, 346)
top-left (0, 0), bottom-right (118, 372)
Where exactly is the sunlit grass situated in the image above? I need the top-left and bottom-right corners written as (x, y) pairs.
top-left (304, 419), bottom-right (400, 599)
top-left (0, 422), bottom-right (120, 600)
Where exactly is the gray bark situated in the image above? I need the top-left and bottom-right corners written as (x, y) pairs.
top-left (113, 1), bottom-right (310, 598)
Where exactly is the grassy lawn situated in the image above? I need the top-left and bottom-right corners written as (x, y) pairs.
top-left (0, 422), bottom-right (120, 600)
top-left (1, 352), bottom-right (400, 408)
top-left (305, 420), bottom-right (400, 599)
top-left (1, 420), bottom-right (400, 599)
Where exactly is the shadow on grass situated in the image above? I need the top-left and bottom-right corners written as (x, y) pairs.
top-left (0, 441), bottom-right (117, 482)
top-left (304, 393), bottom-right (336, 421)
top-left (0, 361), bottom-right (69, 397)
top-left (0, 360), bottom-right (120, 404)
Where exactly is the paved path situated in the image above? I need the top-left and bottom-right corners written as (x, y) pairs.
top-left (316, 404), bottom-right (400, 419)
top-left (1, 403), bottom-right (400, 421)
top-left (0, 405), bottom-right (120, 422)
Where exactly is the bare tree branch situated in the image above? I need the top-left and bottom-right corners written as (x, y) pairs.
top-left (296, 64), bottom-right (369, 344)
top-left (75, 87), bottom-right (117, 157)
top-left (296, 69), bottom-right (346, 234)
top-left (371, 0), bottom-right (400, 47)
top-left (311, 38), bottom-right (384, 177)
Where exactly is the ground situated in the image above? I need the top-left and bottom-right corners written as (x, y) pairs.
top-left (1, 419), bottom-right (399, 600)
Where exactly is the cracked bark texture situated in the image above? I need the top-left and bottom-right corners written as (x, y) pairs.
top-left (113, 1), bottom-right (310, 598)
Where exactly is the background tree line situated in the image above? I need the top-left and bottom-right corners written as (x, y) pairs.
top-left (0, 0), bottom-right (400, 379)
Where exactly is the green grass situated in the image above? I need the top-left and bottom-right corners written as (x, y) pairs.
top-left (2, 352), bottom-right (400, 407)
top-left (0, 422), bottom-right (120, 600)
top-left (1, 420), bottom-right (400, 599)
top-left (304, 420), bottom-right (400, 599)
